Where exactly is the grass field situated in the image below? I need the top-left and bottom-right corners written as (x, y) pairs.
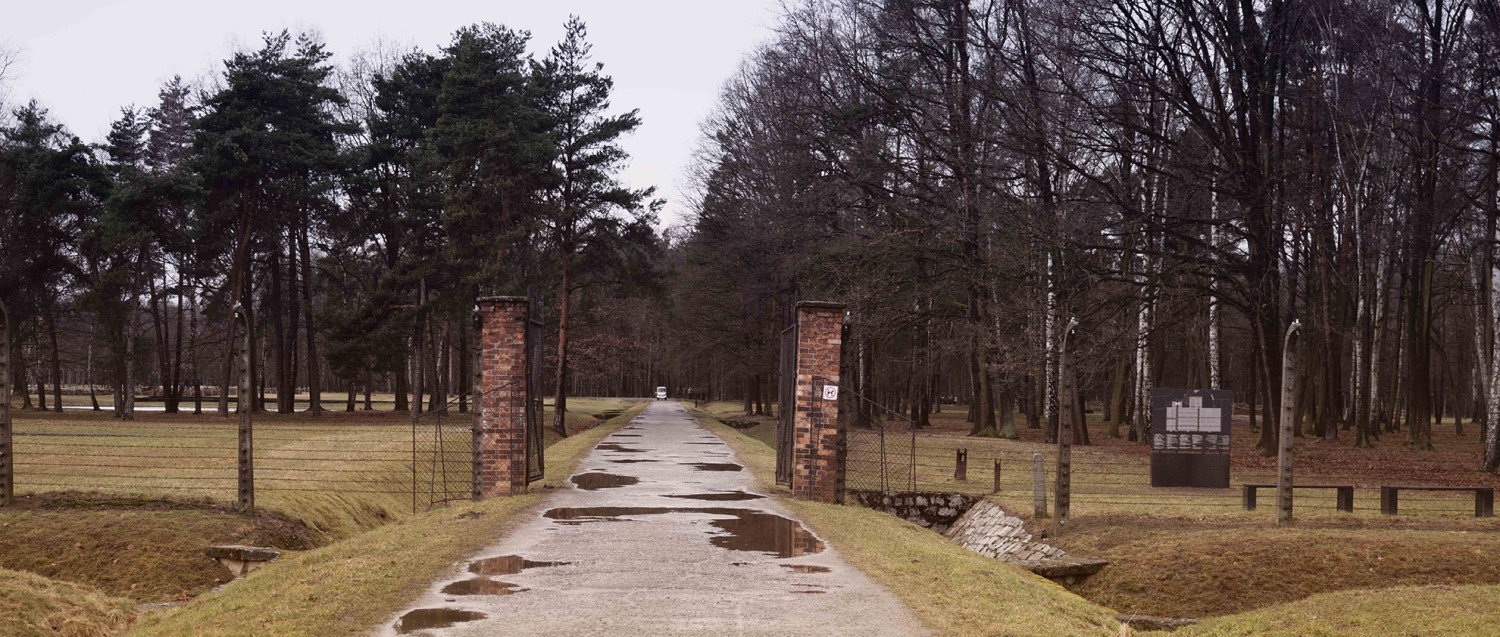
top-left (9, 398), bottom-right (643, 535)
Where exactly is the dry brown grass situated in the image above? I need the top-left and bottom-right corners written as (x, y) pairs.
top-left (1056, 517), bottom-right (1500, 618)
top-left (127, 402), bottom-right (646, 637)
top-left (693, 406), bottom-right (1124, 637)
top-left (0, 568), bottom-right (136, 637)
top-left (0, 497), bottom-right (312, 603)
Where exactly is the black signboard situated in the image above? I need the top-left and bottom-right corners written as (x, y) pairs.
top-left (1149, 388), bottom-right (1232, 488)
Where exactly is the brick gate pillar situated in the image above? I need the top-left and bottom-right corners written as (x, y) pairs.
top-left (476, 296), bottom-right (529, 498)
top-left (792, 301), bottom-right (846, 503)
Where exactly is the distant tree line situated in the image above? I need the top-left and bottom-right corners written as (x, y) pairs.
top-left (0, 19), bottom-right (658, 435)
top-left (670, 0), bottom-right (1500, 472)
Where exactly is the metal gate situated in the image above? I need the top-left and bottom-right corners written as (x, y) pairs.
top-left (775, 319), bottom-right (797, 486)
top-left (412, 299), bottom-right (545, 512)
top-left (524, 298), bottom-right (545, 484)
top-left (412, 392), bottom-right (485, 511)
top-left (841, 381), bottom-right (917, 493)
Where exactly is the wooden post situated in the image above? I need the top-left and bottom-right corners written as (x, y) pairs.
top-left (1056, 318), bottom-right (1078, 526)
top-left (954, 448), bottom-right (968, 481)
top-left (1032, 452), bottom-right (1048, 519)
top-left (0, 301), bottom-right (11, 507)
top-left (1277, 320), bottom-right (1301, 526)
top-left (992, 459), bottom-right (1001, 493)
top-left (235, 304), bottom-right (254, 513)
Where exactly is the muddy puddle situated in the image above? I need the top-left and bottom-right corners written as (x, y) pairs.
top-left (441, 578), bottom-right (525, 596)
top-left (541, 507), bottom-right (824, 558)
top-left (597, 443), bottom-right (648, 453)
top-left (686, 442), bottom-right (722, 445)
top-left (793, 590), bottom-right (827, 594)
top-left (611, 434), bottom-right (643, 438)
top-left (608, 458), bottom-right (657, 464)
top-left (468, 555), bottom-right (569, 576)
top-left (782, 564), bottom-right (832, 574)
top-left (664, 491), bottom-right (764, 501)
top-left (571, 472), bottom-right (640, 490)
top-left (685, 462), bottom-right (743, 471)
top-left (395, 608), bottom-right (487, 633)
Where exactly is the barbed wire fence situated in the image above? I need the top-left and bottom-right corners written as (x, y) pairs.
top-left (840, 379), bottom-right (1495, 520)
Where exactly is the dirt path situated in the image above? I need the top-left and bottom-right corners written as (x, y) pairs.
top-left (377, 401), bottom-right (929, 636)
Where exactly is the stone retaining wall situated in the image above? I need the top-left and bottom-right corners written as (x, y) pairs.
top-left (944, 500), bottom-right (1107, 586)
top-left (847, 490), bottom-right (979, 533)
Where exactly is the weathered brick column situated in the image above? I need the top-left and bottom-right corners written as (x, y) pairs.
top-left (792, 301), bottom-right (846, 503)
top-left (476, 296), bottom-right (529, 498)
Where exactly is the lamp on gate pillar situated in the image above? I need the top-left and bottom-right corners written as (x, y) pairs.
top-left (475, 297), bottom-right (530, 498)
top-left (790, 301), bottom-right (846, 503)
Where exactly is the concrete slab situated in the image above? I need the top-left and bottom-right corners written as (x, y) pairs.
top-left (377, 401), bottom-right (930, 636)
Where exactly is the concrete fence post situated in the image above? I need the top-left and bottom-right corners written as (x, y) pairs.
top-left (1056, 318), bottom-right (1078, 527)
top-left (955, 448), bottom-right (968, 481)
top-left (992, 459), bottom-right (1001, 493)
top-left (1032, 452), bottom-right (1048, 519)
top-left (1277, 320), bottom-right (1302, 526)
top-left (0, 301), bottom-right (11, 507)
top-left (234, 304), bottom-right (254, 513)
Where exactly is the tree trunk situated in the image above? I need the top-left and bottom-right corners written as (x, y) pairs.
top-left (554, 260), bottom-right (573, 437)
top-left (299, 224), bottom-right (323, 413)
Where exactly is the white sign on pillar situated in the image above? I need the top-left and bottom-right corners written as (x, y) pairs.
top-left (821, 385), bottom-right (839, 401)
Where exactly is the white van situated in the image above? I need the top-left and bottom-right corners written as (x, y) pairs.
top-left (655, 386), bottom-right (667, 400)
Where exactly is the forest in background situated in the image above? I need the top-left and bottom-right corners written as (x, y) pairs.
top-left (673, 0), bottom-right (1500, 471)
top-left (4, 0), bottom-right (1500, 473)
top-left (0, 19), bottom-right (658, 436)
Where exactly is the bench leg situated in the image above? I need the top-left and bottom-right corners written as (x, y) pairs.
top-left (1477, 490), bottom-right (1494, 518)
top-left (1242, 486), bottom-right (1256, 511)
top-left (1380, 487), bottom-right (1397, 516)
top-left (1337, 487), bottom-right (1353, 513)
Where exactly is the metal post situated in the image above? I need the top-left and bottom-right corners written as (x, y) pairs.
top-left (1056, 318), bottom-right (1077, 526)
top-left (471, 308), bottom-right (483, 501)
top-left (234, 304), bottom-right (254, 513)
top-left (0, 301), bottom-right (11, 507)
top-left (1277, 320), bottom-right (1301, 526)
top-left (1032, 452), bottom-right (1048, 519)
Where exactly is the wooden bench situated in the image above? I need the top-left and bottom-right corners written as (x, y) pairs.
top-left (1241, 483), bottom-right (1353, 512)
top-left (1379, 485), bottom-right (1494, 518)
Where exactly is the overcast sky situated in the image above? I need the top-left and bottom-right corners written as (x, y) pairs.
top-left (0, 0), bottom-right (781, 227)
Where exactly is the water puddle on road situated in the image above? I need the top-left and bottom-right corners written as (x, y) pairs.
top-left (782, 564), bottom-right (832, 574)
top-left (608, 459), bottom-right (657, 464)
top-left (540, 507), bottom-right (824, 558)
top-left (395, 608), bottom-right (487, 633)
top-left (793, 590), bottom-right (827, 594)
top-left (441, 578), bottom-right (525, 596)
top-left (664, 491), bottom-right (764, 501)
top-left (571, 473), bottom-right (640, 490)
top-left (612, 434), bottom-right (643, 438)
top-left (686, 442), bottom-right (722, 445)
top-left (685, 462), bottom-right (743, 472)
top-left (597, 444), bottom-right (648, 453)
top-left (468, 556), bottom-right (570, 576)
